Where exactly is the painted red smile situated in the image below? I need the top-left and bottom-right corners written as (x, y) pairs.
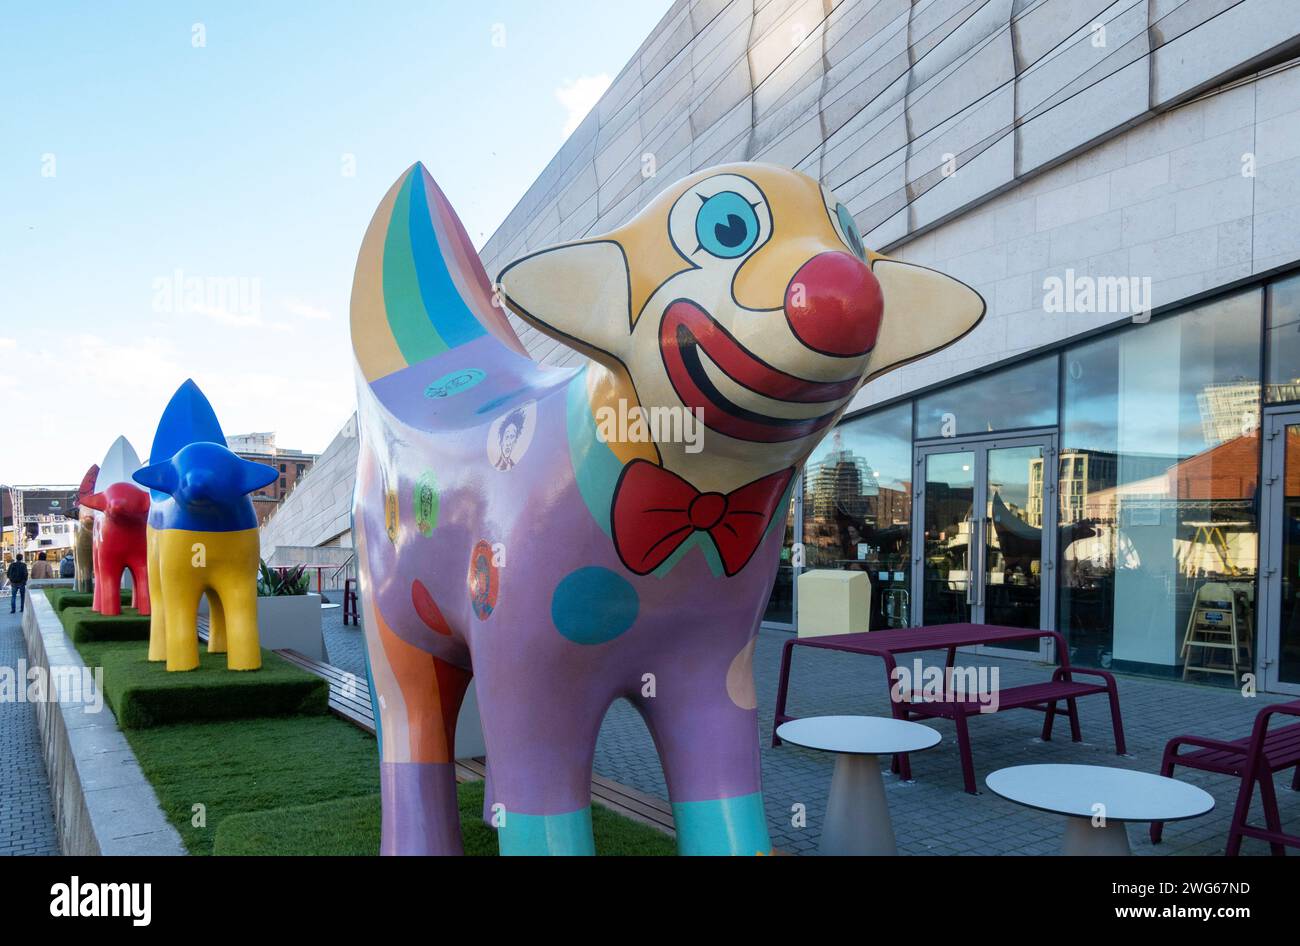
top-left (658, 299), bottom-right (859, 443)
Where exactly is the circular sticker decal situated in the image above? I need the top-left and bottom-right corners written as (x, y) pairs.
top-left (381, 464), bottom-right (399, 543)
top-left (424, 368), bottom-right (485, 399)
top-left (467, 539), bottom-right (499, 621)
top-left (413, 471), bottom-right (439, 537)
top-left (486, 400), bottom-right (537, 472)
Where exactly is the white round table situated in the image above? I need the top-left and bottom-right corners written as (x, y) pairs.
top-left (776, 715), bottom-right (941, 856)
top-left (986, 764), bottom-right (1215, 855)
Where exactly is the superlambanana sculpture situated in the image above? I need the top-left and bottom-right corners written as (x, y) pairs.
top-left (71, 464), bottom-right (98, 594)
top-left (84, 438), bottom-right (150, 616)
top-left (133, 380), bottom-right (277, 671)
top-left (351, 162), bottom-right (984, 855)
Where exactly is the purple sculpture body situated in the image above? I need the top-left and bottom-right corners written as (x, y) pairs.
top-left (351, 162), bottom-right (985, 855)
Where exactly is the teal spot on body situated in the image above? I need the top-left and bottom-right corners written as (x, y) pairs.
top-left (425, 368), bottom-right (485, 398)
top-left (551, 567), bottom-right (639, 645)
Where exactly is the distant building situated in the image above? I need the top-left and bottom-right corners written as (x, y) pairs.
top-left (2, 485), bottom-right (79, 565)
top-left (226, 432), bottom-right (320, 524)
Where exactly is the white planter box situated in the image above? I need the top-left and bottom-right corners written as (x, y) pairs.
top-left (199, 592), bottom-right (325, 661)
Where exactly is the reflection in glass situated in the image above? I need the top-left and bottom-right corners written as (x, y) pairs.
top-left (1057, 288), bottom-right (1262, 681)
top-left (801, 403), bottom-right (912, 628)
top-left (985, 445), bottom-right (1045, 640)
top-left (1280, 426), bottom-right (1300, 684)
top-left (1266, 274), bottom-right (1300, 404)
top-left (922, 452), bottom-right (974, 625)
top-left (763, 494), bottom-right (796, 625)
top-left (915, 355), bottom-right (1058, 439)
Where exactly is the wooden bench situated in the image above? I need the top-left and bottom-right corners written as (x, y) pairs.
top-left (1152, 699), bottom-right (1300, 855)
top-left (774, 623), bottom-right (1127, 795)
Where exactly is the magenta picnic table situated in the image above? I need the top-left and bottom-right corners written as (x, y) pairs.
top-left (772, 623), bottom-right (1127, 794)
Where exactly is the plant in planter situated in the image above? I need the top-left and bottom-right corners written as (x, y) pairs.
top-left (258, 561), bottom-right (310, 597)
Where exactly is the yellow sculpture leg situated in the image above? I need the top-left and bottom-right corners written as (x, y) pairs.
top-left (155, 528), bottom-right (263, 672)
top-left (207, 592), bottom-right (227, 654)
top-left (146, 526), bottom-right (168, 662)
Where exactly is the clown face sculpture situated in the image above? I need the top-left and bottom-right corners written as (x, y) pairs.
top-left (350, 161), bottom-right (983, 855)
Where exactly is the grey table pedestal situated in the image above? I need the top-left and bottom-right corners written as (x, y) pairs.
top-left (1062, 816), bottom-right (1132, 856)
top-left (777, 715), bottom-right (941, 856)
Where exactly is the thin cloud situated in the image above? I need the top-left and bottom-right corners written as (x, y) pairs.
top-left (556, 73), bottom-right (611, 138)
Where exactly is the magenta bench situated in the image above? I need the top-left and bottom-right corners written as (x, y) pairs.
top-left (1151, 699), bottom-right (1300, 855)
top-left (772, 623), bottom-right (1127, 794)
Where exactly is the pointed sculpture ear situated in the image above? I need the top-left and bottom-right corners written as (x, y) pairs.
top-left (132, 462), bottom-right (179, 495)
top-left (864, 258), bottom-right (986, 383)
top-left (496, 240), bottom-right (632, 360)
top-left (80, 491), bottom-right (108, 511)
top-left (237, 458), bottom-right (279, 495)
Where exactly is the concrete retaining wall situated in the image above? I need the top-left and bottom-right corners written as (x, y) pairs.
top-left (21, 593), bottom-right (185, 856)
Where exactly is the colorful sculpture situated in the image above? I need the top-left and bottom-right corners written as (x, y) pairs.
top-left (133, 380), bottom-right (277, 671)
top-left (350, 162), bottom-right (984, 855)
top-left (71, 464), bottom-right (98, 593)
top-left (83, 438), bottom-right (150, 616)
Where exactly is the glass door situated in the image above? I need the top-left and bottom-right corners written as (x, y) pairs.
top-left (1260, 410), bottom-right (1300, 693)
top-left (915, 433), bottom-right (1058, 657)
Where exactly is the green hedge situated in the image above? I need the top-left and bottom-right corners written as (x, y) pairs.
top-left (44, 587), bottom-right (133, 613)
top-left (58, 606), bottom-right (151, 643)
top-left (75, 640), bottom-right (329, 729)
top-left (212, 780), bottom-right (677, 856)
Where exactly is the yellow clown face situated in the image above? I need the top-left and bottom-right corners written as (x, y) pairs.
top-left (498, 163), bottom-right (984, 488)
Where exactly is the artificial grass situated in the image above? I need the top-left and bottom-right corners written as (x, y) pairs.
top-left (44, 587), bottom-right (134, 614)
top-left (125, 714), bottom-right (381, 854)
top-left (212, 780), bottom-right (679, 856)
top-left (58, 606), bottom-right (151, 643)
top-left (75, 639), bottom-right (328, 729)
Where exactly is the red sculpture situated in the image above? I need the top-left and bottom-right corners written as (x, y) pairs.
top-left (83, 438), bottom-right (151, 616)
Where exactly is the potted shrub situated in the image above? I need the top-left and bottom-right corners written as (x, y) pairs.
top-left (252, 562), bottom-right (325, 660)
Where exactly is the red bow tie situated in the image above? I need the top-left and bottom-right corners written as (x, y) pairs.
top-left (611, 460), bottom-right (793, 577)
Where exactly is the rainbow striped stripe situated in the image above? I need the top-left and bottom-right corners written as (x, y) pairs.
top-left (351, 163), bottom-right (526, 383)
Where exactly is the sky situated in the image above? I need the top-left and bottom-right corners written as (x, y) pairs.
top-left (0, 0), bottom-right (673, 484)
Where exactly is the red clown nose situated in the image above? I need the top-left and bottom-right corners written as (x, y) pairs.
top-left (784, 251), bottom-right (884, 357)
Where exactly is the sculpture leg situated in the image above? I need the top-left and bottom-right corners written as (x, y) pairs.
top-left (206, 592), bottom-right (227, 654)
top-left (128, 556), bottom-right (150, 616)
top-left (207, 528), bottom-right (262, 670)
top-left (99, 559), bottom-right (124, 616)
top-left (363, 586), bottom-right (470, 855)
top-left (637, 690), bottom-right (772, 856)
top-left (474, 670), bottom-right (600, 856)
top-left (146, 527), bottom-right (167, 661)
top-left (158, 532), bottom-right (203, 671)
top-left (217, 581), bottom-right (260, 671)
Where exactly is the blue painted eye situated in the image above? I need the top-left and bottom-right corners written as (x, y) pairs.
top-left (695, 191), bottom-right (760, 259)
top-left (836, 202), bottom-right (867, 261)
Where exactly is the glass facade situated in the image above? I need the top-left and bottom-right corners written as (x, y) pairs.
top-left (765, 268), bottom-right (1300, 691)
top-left (801, 402), bottom-right (913, 628)
top-left (915, 355), bottom-right (1058, 438)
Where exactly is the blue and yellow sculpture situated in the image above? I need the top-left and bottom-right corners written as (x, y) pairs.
top-left (133, 380), bottom-right (277, 671)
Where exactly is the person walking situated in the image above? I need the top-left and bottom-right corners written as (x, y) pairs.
top-left (30, 551), bottom-right (54, 580)
top-left (7, 554), bottom-right (28, 613)
top-left (60, 550), bottom-right (75, 578)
